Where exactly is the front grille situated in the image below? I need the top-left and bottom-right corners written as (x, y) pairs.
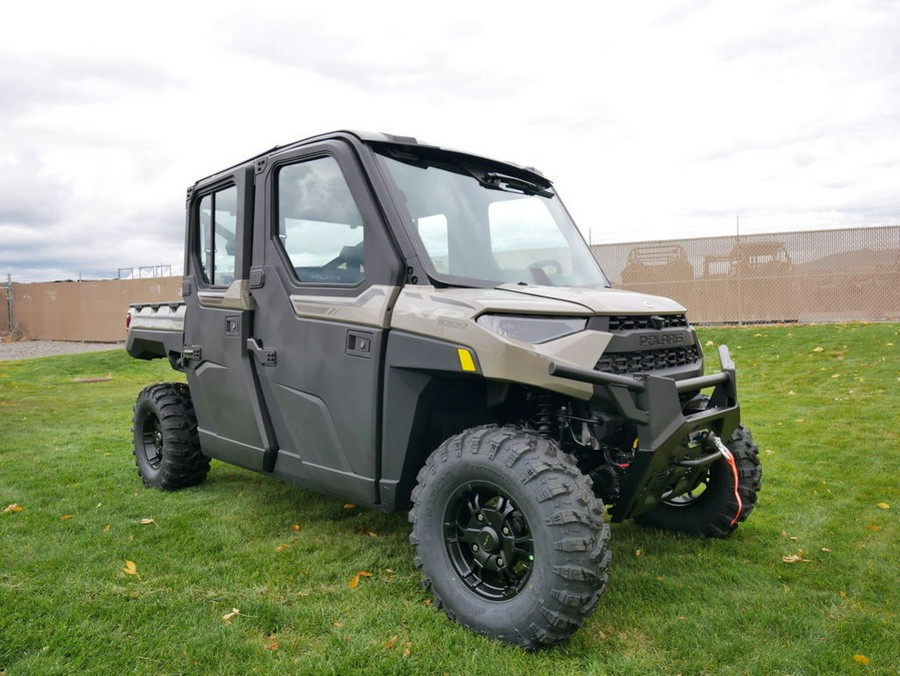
top-left (609, 314), bottom-right (688, 332)
top-left (596, 345), bottom-right (701, 375)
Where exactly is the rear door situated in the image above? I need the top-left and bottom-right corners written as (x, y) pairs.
top-left (248, 139), bottom-right (401, 504)
top-left (182, 168), bottom-right (272, 470)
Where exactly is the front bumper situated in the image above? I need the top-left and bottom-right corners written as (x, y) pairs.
top-left (549, 346), bottom-right (741, 521)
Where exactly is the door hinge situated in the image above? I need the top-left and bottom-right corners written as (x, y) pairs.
top-left (249, 269), bottom-right (265, 289)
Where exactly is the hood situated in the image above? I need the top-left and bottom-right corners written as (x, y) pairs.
top-left (493, 284), bottom-right (687, 315)
top-left (393, 285), bottom-right (687, 324)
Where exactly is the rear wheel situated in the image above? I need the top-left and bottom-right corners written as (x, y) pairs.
top-left (132, 383), bottom-right (209, 489)
top-left (409, 425), bottom-right (611, 648)
top-left (636, 424), bottom-right (762, 537)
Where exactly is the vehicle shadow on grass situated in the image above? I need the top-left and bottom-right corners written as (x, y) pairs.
top-left (200, 462), bottom-right (412, 534)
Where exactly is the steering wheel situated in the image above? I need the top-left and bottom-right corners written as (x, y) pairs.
top-left (530, 259), bottom-right (563, 274)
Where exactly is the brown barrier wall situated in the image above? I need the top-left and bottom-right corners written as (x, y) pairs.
top-left (3, 227), bottom-right (898, 340)
top-left (591, 226), bottom-right (899, 324)
top-left (5, 277), bottom-right (183, 342)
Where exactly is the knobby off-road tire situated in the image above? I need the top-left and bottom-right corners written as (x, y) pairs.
top-left (409, 425), bottom-right (611, 649)
top-left (132, 383), bottom-right (209, 490)
top-left (636, 424), bottom-right (762, 538)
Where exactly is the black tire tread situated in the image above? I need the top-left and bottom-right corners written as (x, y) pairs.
top-left (132, 382), bottom-right (209, 490)
top-left (409, 424), bottom-right (611, 649)
top-left (636, 424), bottom-right (762, 538)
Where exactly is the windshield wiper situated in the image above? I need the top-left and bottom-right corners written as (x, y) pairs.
top-left (480, 172), bottom-right (553, 198)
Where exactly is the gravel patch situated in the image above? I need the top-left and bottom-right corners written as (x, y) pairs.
top-left (0, 340), bottom-right (125, 361)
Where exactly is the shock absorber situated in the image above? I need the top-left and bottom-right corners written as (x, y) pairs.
top-left (534, 392), bottom-right (554, 439)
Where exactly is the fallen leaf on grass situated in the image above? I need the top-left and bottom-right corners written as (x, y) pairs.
top-left (333, 621), bottom-right (344, 628)
top-left (876, 502), bottom-right (890, 509)
top-left (291, 524), bottom-right (301, 531)
top-left (782, 550), bottom-right (813, 564)
top-left (367, 531), bottom-right (378, 539)
top-left (634, 549), bottom-right (643, 557)
top-left (139, 518), bottom-right (155, 525)
top-left (222, 608), bottom-right (241, 623)
top-left (853, 654), bottom-right (870, 665)
top-left (343, 503), bottom-right (357, 510)
top-left (383, 635), bottom-right (397, 649)
top-left (103, 524), bottom-right (111, 533)
top-left (265, 641), bottom-right (279, 651)
top-left (812, 347), bottom-right (824, 352)
top-left (2, 503), bottom-right (23, 514)
top-left (348, 571), bottom-right (373, 589)
top-left (121, 560), bottom-right (137, 576)
top-left (60, 514), bottom-right (73, 520)
top-left (402, 643), bottom-right (412, 657)
top-left (867, 525), bottom-right (881, 532)
top-left (821, 548), bottom-right (831, 553)
top-left (276, 543), bottom-right (290, 553)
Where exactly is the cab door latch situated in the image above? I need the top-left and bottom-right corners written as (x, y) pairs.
top-left (247, 338), bottom-right (277, 366)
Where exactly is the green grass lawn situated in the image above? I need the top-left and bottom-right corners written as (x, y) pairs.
top-left (1, 324), bottom-right (897, 675)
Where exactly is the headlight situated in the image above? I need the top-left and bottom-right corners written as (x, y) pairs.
top-left (476, 314), bottom-right (587, 344)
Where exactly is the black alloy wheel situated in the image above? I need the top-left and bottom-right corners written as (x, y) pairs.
top-left (444, 482), bottom-right (534, 601)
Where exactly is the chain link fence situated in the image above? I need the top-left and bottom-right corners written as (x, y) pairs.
top-left (1, 275), bottom-right (14, 336)
top-left (591, 225), bottom-right (899, 323)
top-left (3, 226), bottom-right (898, 340)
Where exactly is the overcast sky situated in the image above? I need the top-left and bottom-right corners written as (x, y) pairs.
top-left (2, 0), bottom-right (898, 282)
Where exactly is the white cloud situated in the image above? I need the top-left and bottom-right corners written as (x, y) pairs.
top-left (0, 0), bottom-right (897, 281)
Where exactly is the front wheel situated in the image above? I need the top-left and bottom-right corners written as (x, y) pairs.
top-left (132, 383), bottom-right (209, 490)
top-left (409, 425), bottom-right (611, 648)
top-left (636, 424), bottom-right (762, 538)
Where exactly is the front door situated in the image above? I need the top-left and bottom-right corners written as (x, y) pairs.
top-left (248, 140), bottom-right (400, 505)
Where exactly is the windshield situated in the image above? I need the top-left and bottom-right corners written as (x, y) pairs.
top-left (375, 148), bottom-right (610, 288)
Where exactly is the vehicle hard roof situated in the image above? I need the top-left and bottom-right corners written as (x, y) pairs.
top-left (188, 130), bottom-right (548, 193)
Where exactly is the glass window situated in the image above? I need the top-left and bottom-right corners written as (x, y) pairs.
top-left (488, 198), bottom-right (575, 281)
top-left (277, 156), bottom-right (365, 285)
top-left (375, 150), bottom-right (608, 288)
top-left (197, 186), bottom-right (237, 287)
top-left (417, 214), bottom-right (449, 273)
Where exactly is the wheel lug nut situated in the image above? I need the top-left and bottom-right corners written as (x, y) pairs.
top-left (502, 527), bottom-right (510, 535)
top-left (476, 514), bottom-right (484, 522)
top-left (472, 544), bottom-right (479, 552)
top-left (496, 558), bottom-right (504, 567)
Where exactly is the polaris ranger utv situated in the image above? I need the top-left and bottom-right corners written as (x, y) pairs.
top-left (126, 131), bottom-right (761, 648)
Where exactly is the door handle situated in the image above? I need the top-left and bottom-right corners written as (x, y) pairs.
top-left (346, 330), bottom-right (373, 358)
top-left (247, 338), bottom-right (277, 366)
